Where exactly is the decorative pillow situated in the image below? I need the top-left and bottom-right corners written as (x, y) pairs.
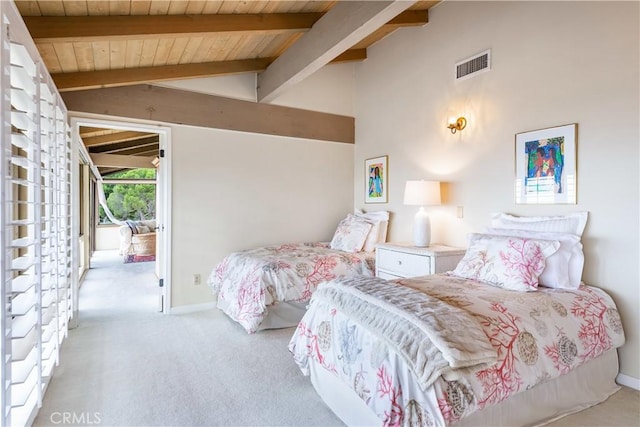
top-left (486, 228), bottom-right (584, 289)
top-left (490, 212), bottom-right (588, 237)
top-left (355, 210), bottom-right (390, 252)
top-left (136, 225), bottom-right (151, 234)
top-left (452, 233), bottom-right (560, 291)
top-left (329, 215), bottom-right (373, 253)
top-left (485, 228), bottom-right (584, 289)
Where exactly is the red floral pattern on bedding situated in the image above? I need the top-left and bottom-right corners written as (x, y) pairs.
top-left (208, 243), bottom-right (374, 333)
top-left (475, 302), bottom-right (524, 408)
top-left (289, 273), bottom-right (625, 426)
top-left (377, 365), bottom-right (404, 427)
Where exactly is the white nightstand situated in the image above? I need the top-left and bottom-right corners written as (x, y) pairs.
top-left (375, 243), bottom-right (466, 280)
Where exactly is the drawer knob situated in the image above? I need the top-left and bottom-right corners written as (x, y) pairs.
top-left (397, 260), bottom-right (402, 265)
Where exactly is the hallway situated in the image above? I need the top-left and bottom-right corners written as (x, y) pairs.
top-left (77, 250), bottom-right (159, 322)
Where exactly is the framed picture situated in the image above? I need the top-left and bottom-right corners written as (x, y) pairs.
top-left (365, 155), bottom-right (388, 204)
top-left (515, 123), bottom-right (577, 204)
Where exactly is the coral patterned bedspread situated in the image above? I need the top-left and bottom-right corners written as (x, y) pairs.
top-left (289, 273), bottom-right (625, 426)
top-left (207, 243), bottom-right (375, 333)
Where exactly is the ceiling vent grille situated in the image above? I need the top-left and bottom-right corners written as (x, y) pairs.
top-left (455, 49), bottom-right (491, 81)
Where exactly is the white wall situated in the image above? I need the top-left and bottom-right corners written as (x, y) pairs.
top-left (171, 126), bottom-right (354, 307)
top-left (268, 62), bottom-right (355, 116)
top-left (354, 1), bottom-right (639, 380)
top-left (155, 62), bottom-right (356, 116)
top-left (155, 73), bottom-right (257, 101)
top-left (95, 225), bottom-right (120, 250)
top-left (162, 63), bottom-right (357, 308)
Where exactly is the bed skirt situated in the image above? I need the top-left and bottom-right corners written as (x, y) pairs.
top-left (309, 349), bottom-right (621, 426)
top-left (217, 298), bottom-right (307, 331)
top-left (256, 301), bottom-right (307, 331)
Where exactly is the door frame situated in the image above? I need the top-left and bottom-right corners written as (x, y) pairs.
top-left (70, 115), bottom-right (172, 316)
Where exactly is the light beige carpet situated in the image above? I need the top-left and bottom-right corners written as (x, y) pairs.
top-left (33, 251), bottom-right (639, 427)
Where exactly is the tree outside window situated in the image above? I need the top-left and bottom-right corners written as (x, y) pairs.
top-left (99, 169), bottom-right (156, 224)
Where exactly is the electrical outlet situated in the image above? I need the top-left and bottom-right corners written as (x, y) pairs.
top-left (193, 274), bottom-right (201, 285)
top-left (456, 206), bottom-right (464, 219)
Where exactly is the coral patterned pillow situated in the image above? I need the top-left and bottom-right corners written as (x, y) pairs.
top-left (452, 233), bottom-right (560, 291)
top-left (329, 215), bottom-right (373, 253)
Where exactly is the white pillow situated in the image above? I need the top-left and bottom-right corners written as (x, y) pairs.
top-left (354, 210), bottom-right (389, 252)
top-left (329, 215), bottom-right (373, 253)
top-left (485, 228), bottom-right (584, 289)
top-left (452, 233), bottom-right (560, 292)
top-left (136, 225), bottom-right (151, 234)
top-left (490, 212), bottom-right (588, 237)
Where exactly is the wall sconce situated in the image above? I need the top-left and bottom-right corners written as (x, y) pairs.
top-left (447, 116), bottom-right (467, 134)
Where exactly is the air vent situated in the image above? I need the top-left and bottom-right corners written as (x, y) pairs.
top-left (455, 49), bottom-right (491, 81)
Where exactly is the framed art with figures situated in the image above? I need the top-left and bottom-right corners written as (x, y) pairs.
top-left (365, 155), bottom-right (388, 204)
top-left (515, 124), bottom-right (577, 204)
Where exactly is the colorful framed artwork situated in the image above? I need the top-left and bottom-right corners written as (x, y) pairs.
top-left (515, 123), bottom-right (577, 204)
top-left (365, 155), bottom-right (388, 204)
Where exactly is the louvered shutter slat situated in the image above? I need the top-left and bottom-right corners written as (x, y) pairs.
top-left (10, 291), bottom-right (36, 316)
top-left (10, 87), bottom-right (33, 113)
top-left (11, 310), bottom-right (37, 339)
top-left (10, 110), bottom-right (35, 132)
top-left (11, 275), bottom-right (36, 294)
top-left (11, 328), bottom-right (37, 362)
top-left (11, 368), bottom-right (38, 407)
top-left (10, 348), bottom-right (37, 384)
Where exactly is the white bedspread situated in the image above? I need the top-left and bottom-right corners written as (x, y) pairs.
top-left (311, 276), bottom-right (496, 390)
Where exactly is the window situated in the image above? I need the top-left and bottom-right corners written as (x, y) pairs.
top-left (98, 169), bottom-right (156, 224)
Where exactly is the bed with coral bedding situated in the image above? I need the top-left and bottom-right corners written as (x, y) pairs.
top-left (289, 273), bottom-right (625, 426)
top-left (207, 242), bottom-right (375, 334)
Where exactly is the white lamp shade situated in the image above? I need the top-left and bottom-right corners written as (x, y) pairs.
top-left (403, 180), bottom-right (441, 206)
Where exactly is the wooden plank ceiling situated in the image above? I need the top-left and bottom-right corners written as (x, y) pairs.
top-left (79, 126), bottom-right (159, 176)
top-left (16, 1), bottom-right (438, 175)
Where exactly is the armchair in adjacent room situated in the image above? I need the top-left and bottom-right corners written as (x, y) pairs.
top-left (119, 219), bottom-right (157, 257)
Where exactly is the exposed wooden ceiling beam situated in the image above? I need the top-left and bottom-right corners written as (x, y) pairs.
top-left (98, 146), bottom-right (159, 157)
top-left (24, 10), bottom-right (427, 43)
top-left (257, 1), bottom-right (416, 103)
top-left (24, 13), bottom-right (323, 43)
top-left (62, 85), bottom-right (354, 144)
top-left (82, 131), bottom-right (157, 147)
top-left (90, 153), bottom-right (156, 169)
top-left (79, 126), bottom-right (109, 137)
top-left (333, 49), bottom-right (368, 63)
top-left (52, 50), bottom-right (366, 92)
top-left (55, 58), bottom-right (271, 92)
top-left (88, 136), bottom-right (159, 154)
top-left (99, 167), bottom-right (126, 176)
top-left (121, 147), bottom-right (160, 157)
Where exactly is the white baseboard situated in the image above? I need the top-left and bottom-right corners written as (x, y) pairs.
top-left (169, 302), bottom-right (216, 315)
top-left (616, 373), bottom-right (640, 390)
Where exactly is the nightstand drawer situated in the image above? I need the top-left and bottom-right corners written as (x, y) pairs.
top-left (377, 270), bottom-right (404, 281)
top-left (377, 248), bottom-right (431, 277)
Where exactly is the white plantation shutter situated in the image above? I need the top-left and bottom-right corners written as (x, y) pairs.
top-left (8, 40), bottom-right (43, 427)
top-left (1, 3), bottom-right (73, 426)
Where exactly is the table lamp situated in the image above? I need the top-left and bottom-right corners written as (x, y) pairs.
top-left (403, 180), bottom-right (441, 247)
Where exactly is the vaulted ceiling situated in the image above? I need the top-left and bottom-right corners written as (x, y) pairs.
top-left (15, 0), bottom-right (439, 175)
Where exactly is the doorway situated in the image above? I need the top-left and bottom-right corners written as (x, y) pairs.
top-left (71, 116), bottom-right (172, 317)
